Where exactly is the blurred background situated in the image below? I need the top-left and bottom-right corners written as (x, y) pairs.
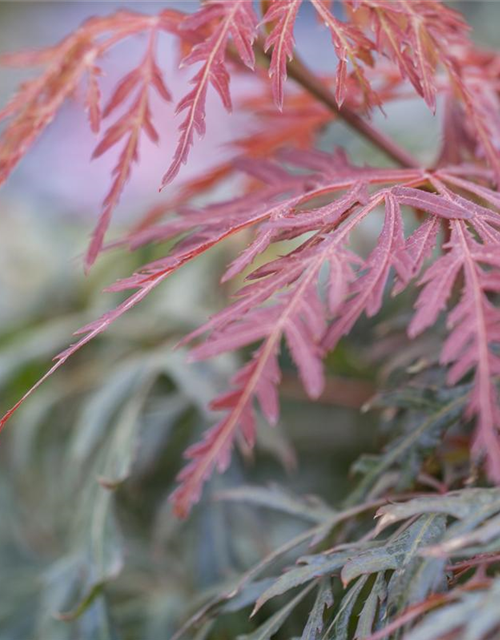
top-left (0, 2), bottom-right (498, 639)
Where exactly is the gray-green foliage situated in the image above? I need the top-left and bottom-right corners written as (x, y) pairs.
top-left (1, 212), bottom-right (500, 640)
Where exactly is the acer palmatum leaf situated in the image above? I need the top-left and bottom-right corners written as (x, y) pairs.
top-left (322, 192), bottom-right (410, 350)
top-left (310, 0), bottom-right (376, 108)
top-left (85, 64), bottom-right (103, 134)
top-left (169, 347), bottom-right (281, 518)
top-left (172, 230), bottom-right (351, 517)
top-left (262, 0), bottom-right (303, 110)
top-left (392, 215), bottom-right (440, 295)
top-left (85, 29), bottom-right (171, 269)
top-left (160, 1), bottom-right (258, 188)
top-left (409, 184), bottom-right (500, 479)
top-left (0, 9), bottom-right (190, 268)
top-left (452, 59), bottom-right (500, 186)
top-left (8, 129), bottom-right (500, 515)
top-left (0, 11), bottom-right (165, 188)
top-left (5, 0), bottom-right (500, 523)
top-left (353, 0), bottom-right (468, 112)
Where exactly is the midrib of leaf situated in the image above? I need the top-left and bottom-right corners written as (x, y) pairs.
top-left (310, 0), bottom-right (366, 93)
top-left (338, 192), bottom-right (395, 326)
top-left (165, 3), bottom-right (239, 184)
top-left (175, 194), bottom-right (384, 510)
top-left (272, 0), bottom-right (301, 107)
top-left (404, 514), bottom-right (441, 565)
top-left (403, 2), bottom-right (435, 110)
top-left (454, 221), bottom-right (499, 462)
top-left (241, 581), bottom-right (316, 640)
top-left (347, 390), bottom-right (467, 505)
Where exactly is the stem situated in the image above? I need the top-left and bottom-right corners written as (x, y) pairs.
top-left (252, 38), bottom-right (420, 169)
top-left (287, 55), bottom-right (420, 168)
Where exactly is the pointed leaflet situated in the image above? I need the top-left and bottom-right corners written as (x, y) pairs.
top-left (0, 9), bottom-right (188, 267)
top-left (253, 552), bottom-right (351, 615)
top-left (0, 11), bottom-right (170, 188)
top-left (85, 29), bottom-right (171, 269)
top-left (351, 0), bottom-right (500, 183)
top-left (392, 216), bottom-right (440, 294)
top-left (85, 64), bottom-right (102, 134)
top-left (323, 192), bottom-right (411, 350)
top-left (310, 0), bottom-right (376, 108)
top-left (171, 235), bottom-right (335, 518)
top-left (0, 151), bottom-right (447, 517)
top-left (410, 216), bottom-right (500, 482)
top-left (301, 579), bottom-right (334, 640)
top-left (161, 1), bottom-right (258, 187)
top-left (0, 181), bottom-right (294, 433)
top-left (171, 182), bottom-right (418, 517)
top-left (461, 70), bottom-right (500, 187)
top-left (262, 0), bottom-right (302, 110)
top-left (341, 514), bottom-right (445, 586)
top-left (355, 0), bottom-right (469, 112)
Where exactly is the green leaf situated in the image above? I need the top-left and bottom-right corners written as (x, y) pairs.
top-left (349, 385), bottom-right (468, 504)
top-left (406, 580), bottom-right (500, 640)
top-left (97, 374), bottom-right (156, 488)
top-left (375, 489), bottom-right (500, 532)
top-left (217, 484), bottom-right (335, 523)
top-left (57, 487), bottom-right (123, 621)
top-left (301, 579), bottom-right (334, 640)
top-left (323, 576), bottom-right (368, 640)
top-left (239, 582), bottom-right (316, 640)
top-left (341, 515), bottom-right (445, 586)
top-left (354, 573), bottom-right (386, 639)
top-left (70, 358), bottom-right (147, 466)
top-left (254, 551), bottom-right (353, 614)
top-left (425, 511), bottom-right (500, 558)
top-left (222, 579), bottom-right (278, 613)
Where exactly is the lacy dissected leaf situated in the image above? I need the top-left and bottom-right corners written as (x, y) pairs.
top-left (301, 578), bottom-right (334, 640)
top-left (234, 510), bottom-right (446, 640)
top-left (404, 578), bottom-right (500, 640)
top-left (157, 157), bottom-right (432, 516)
top-left (444, 48), bottom-right (500, 185)
top-left (5, 145), bottom-right (500, 517)
top-left (262, 0), bottom-right (303, 110)
top-left (349, 383), bottom-right (469, 504)
top-left (376, 488), bottom-right (500, 532)
top-left (161, 0), bottom-right (258, 187)
top-left (351, 0), bottom-right (469, 112)
top-left (348, 1), bottom-right (500, 182)
top-left (322, 193), bottom-right (410, 350)
top-left (0, 9), bottom-right (187, 268)
top-left (408, 178), bottom-right (500, 481)
top-left (377, 488), bottom-right (500, 562)
top-left (341, 514), bottom-right (445, 586)
top-left (253, 549), bottom-right (355, 614)
top-left (85, 28), bottom-right (172, 268)
top-left (317, 515), bottom-right (445, 640)
top-left (216, 484), bottom-right (335, 523)
top-left (0, 10), bottom-right (158, 185)
top-left (310, 0), bottom-right (376, 109)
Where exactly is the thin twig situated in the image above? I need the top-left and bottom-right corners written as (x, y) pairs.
top-left (252, 37), bottom-right (420, 169)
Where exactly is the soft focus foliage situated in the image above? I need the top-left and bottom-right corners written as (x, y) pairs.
top-left (2, 1), bottom-right (500, 638)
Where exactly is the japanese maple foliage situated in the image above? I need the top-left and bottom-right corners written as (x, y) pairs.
top-left (2, 0), bottom-right (500, 522)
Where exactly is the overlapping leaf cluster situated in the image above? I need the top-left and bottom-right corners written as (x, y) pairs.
top-left (3, 1), bottom-right (500, 637)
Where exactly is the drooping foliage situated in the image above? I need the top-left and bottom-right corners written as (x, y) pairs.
top-left (3, 1), bottom-right (500, 637)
